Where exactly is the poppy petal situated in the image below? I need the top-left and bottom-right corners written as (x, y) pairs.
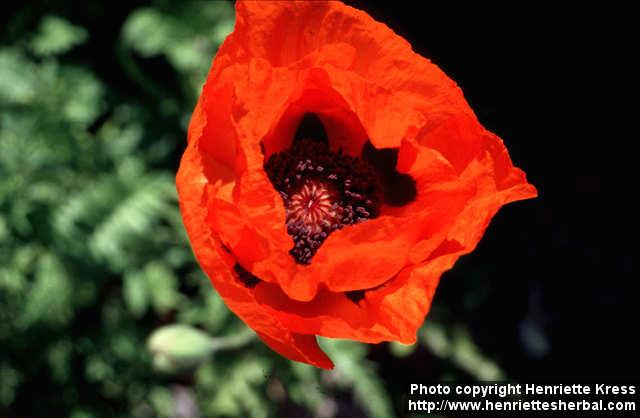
top-left (177, 99), bottom-right (333, 369)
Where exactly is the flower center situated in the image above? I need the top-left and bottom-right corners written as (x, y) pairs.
top-left (287, 181), bottom-right (338, 234)
top-left (264, 137), bottom-right (382, 264)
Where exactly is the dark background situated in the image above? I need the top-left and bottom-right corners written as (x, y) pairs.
top-left (348, 0), bottom-right (637, 380)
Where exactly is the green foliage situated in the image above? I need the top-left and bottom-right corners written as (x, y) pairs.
top-left (29, 15), bottom-right (89, 57)
top-left (1, 2), bottom-right (508, 417)
top-left (120, 1), bottom-right (234, 102)
top-left (420, 322), bottom-right (504, 381)
top-left (322, 340), bottom-right (395, 418)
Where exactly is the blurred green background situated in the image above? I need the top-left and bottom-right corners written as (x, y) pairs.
top-left (3, 1), bottom-right (613, 417)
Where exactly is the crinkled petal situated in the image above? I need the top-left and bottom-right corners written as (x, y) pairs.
top-left (251, 248), bottom-right (459, 344)
top-left (177, 99), bottom-right (333, 369)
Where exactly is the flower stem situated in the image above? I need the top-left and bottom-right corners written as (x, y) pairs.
top-left (209, 327), bottom-right (255, 352)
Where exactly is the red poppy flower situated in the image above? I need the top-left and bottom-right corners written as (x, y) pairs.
top-left (176, 0), bottom-right (537, 369)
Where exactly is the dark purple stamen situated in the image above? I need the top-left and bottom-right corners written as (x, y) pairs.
top-left (264, 138), bottom-right (382, 264)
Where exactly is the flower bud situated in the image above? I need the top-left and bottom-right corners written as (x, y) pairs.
top-left (147, 324), bottom-right (214, 373)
